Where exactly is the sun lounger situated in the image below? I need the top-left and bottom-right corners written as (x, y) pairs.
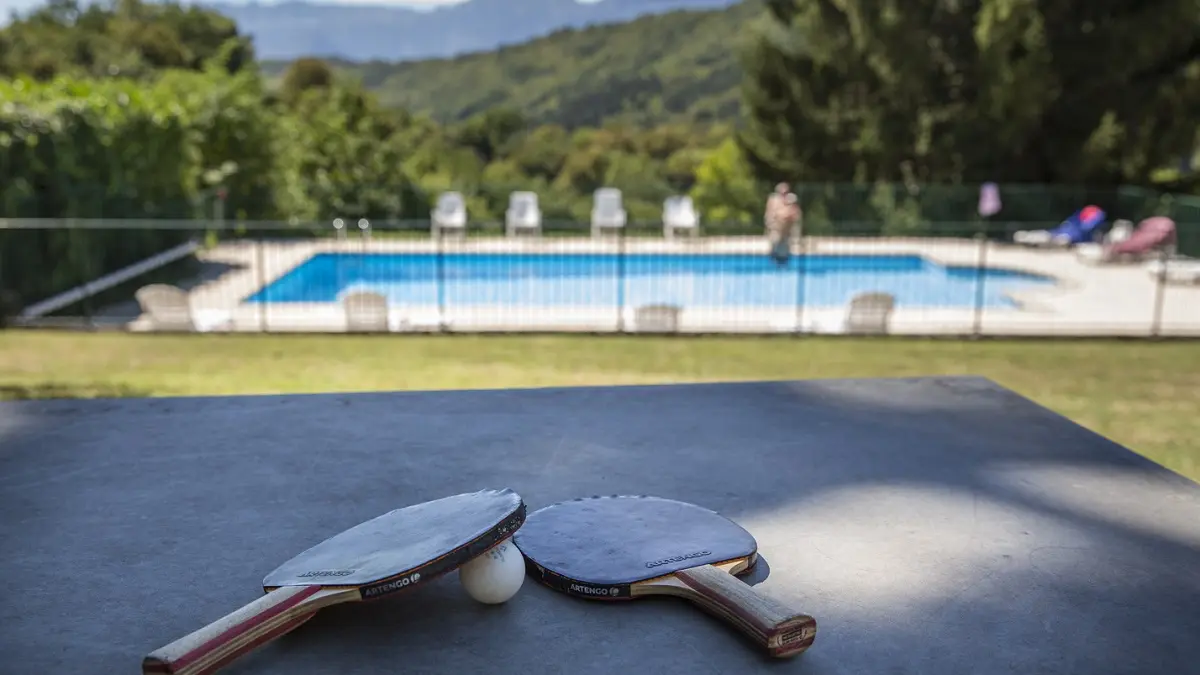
top-left (135, 284), bottom-right (231, 332)
top-left (1014, 206), bottom-right (1105, 247)
top-left (1077, 216), bottom-right (1177, 264)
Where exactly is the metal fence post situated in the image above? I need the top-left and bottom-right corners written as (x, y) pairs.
top-left (436, 224), bottom-right (446, 333)
top-left (794, 235), bottom-right (807, 336)
top-left (256, 237), bottom-right (267, 332)
top-left (616, 225), bottom-right (626, 333)
top-left (1150, 248), bottom-right (1167, 338)
top-left (71, 219), bottom-right (96, 329)
top-left (971, 230), bottom-right (988, 337)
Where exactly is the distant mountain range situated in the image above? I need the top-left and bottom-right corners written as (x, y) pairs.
top-left (206, 0), bottom-right (740, 61)
top-left (258, 0), bottom-right (757, 128)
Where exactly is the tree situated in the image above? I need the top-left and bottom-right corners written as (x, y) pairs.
top-left (281, 57), bottom-right (334, 102)
top-left (0, 75), bottom-right (201, 308)
top-left (508, 124), bottom-right (570, 181)
top-left (275, 84), bottom-right (421, 221)
top-left (690, 138), bottom-right (762, 225)
top-left (158, 65), bottom-right (282, 220)
top-left (0, 0), bottom-right (253, 79)
top-left (739, 0), bottom-right (1200, 189)
top-left (452, 107), bottom-right (527, 164)
top-left (603, 152), bottom-right (673, 221)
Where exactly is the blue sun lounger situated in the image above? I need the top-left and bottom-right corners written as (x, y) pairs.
top-left (1013, 205), bottom-right (1106, 247)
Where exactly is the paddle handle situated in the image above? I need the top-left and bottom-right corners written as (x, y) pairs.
top-left (674, 565), bottom-right (817, 657)
top-left (142, 585), bottom-right (345, 675)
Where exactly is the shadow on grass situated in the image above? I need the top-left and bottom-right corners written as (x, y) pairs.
top-left (50, 255), bottom-right (247, 322)
top-left (5, 247), bottom-right (247, 328)
top-left (0, 382), bottom-right (151, 400)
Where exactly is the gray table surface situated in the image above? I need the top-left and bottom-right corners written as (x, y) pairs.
top-left (2, 376), bottom-right (1199, 675)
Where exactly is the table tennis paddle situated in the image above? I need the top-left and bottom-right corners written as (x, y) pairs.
top-left (512, 495), bottom-right (816, 658)
top-left (143, 488), bottom-right (526, 675)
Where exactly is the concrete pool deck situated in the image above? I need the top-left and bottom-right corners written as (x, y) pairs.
top-left (129, 235), bottom-right (1200, 337)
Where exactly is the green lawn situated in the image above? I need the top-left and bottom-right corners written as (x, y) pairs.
top-left (2, 331), bottom-right (1197, 482)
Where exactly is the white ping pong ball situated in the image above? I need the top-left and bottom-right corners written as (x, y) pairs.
top-left (459, 537), bottom-right (525, 604)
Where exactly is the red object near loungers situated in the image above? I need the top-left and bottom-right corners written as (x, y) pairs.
top-left (1107, 217), bottom-right (1176, 258)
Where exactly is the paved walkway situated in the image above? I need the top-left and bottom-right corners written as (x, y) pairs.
top-left (128, 235), bottom-right (1200, 337)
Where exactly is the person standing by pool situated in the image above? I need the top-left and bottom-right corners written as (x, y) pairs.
top-left (765, 183), bottom-right (800, 266)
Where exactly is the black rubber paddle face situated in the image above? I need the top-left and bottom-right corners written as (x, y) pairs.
top-left (513, 495), bottom-right (757, 599)
top-left (264, 488), bottom-right (525, 599)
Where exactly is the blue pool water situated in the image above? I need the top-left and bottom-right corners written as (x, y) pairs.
top-left (247, 253), bottom-right (1053, 308)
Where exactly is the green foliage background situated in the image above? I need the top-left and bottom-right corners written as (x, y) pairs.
top-left (0, 0), bottom-right (1198, 314)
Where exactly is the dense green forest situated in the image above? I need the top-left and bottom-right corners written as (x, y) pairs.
top-left (0, 0), bottom-right (752, 311)
top-left (259, 1), bottom-right (758, 128)
top-left (740, 0), bottom-right (1200, 192)
top-left (0, 0), bottom-right (759, 229)
top-left (1, 0), bottom-right (1197, 314)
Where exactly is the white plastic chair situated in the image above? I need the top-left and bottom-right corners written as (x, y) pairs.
top-left (431, 191), bottom-right (467, 238)
top-left (591, 188), bottom-right (627, 238)
top-left (506, 191), bottom-right (542, 238)
top-left (844, 292), bottom-right (896, 334)
top-left (663, 195), bottom-right (699, 239)
top-left (631, 304), bottom-right (682, 333)
top-left (134, 284), bottom-right (230, 332)
top-left (343, 291), bottom-right (390, 333)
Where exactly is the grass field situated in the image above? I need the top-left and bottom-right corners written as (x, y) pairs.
top-left (2, 331), bottom-right (1197, 482)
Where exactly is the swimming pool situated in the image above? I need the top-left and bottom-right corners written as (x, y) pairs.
top-left (247, 252), bottom-right (1053, 309)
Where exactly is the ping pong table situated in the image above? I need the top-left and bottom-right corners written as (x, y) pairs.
top-left (1, 377), bottom-right (1197, 674)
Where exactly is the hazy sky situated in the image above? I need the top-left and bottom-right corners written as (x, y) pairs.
top-left (0, 0), bottom-right (483, 18)
top-left (0, 0), bottom-right (606, 28)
